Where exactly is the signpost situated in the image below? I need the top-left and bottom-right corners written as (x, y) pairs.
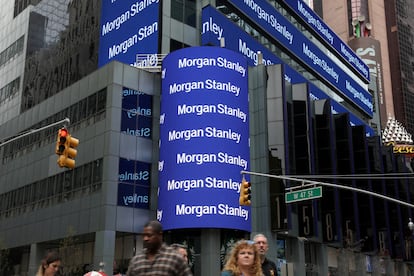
top-left (285, 186), bottom-right (322, 203)
top-left (241, 170), bottom-right (414, 208)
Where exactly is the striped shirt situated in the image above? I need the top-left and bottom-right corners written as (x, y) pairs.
top-left (126, 244), bottom-right (192, 276)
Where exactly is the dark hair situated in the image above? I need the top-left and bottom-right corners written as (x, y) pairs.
top-left (144, 220), bottom-right (163, 234)
top-left (37, 251), bottom-right (61, 275)
top-left (41, 251), bottom-right (61, 266)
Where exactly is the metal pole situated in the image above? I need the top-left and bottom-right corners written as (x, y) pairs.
top-left (241, 170), bottom-right (414, 209)
top-left (0, 117), bottom-right (70, 148)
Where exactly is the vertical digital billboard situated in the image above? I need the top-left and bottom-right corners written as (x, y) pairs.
top-left (158, 46), bottom-right (250, 231)
top-left (98, 0), bottom-right (159, 67)
top-left (348, 37), bottom-right (386, 125)
top-left (118, 158), bottom-right (151, 209)
top-left (121, 87), bottom-right (153, 139)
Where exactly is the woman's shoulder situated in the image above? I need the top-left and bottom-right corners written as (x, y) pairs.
top-left (221, 270), bottom-right (234, 276)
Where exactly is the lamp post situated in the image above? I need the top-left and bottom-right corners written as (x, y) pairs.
top-left (409, 218), bottom-right (414, 232)
top-left (406, 218), bottom-right (414, 261)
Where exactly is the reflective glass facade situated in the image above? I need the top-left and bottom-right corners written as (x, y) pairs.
top-left (21, 0), bottom-right (100, 111)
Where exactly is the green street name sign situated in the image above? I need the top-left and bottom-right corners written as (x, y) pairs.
top-left (285, 186), bottom-right (322, 203)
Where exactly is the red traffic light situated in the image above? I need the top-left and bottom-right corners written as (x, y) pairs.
top-left (55, 128), bottom-right (79, 169)
top-left (60, 128), bottom-right (68, 137)
top-left (56, 128), bottom-right (68, 155)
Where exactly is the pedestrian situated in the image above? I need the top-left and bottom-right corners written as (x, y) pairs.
top-left (35, 251), bottom-right (62, 276)
top-left (253, 234), bottom-right (277, 276)
top-left (126, 220), bottom-right (192, 276)
top-left (113, 260), bottom-right (124, 276)
top-left (170, 243), bottom-right (189, 263)
top-left (221, 239), bottom-right (263, 276)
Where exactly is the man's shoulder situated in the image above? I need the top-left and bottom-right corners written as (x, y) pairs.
top-left (263, 257), bottom-right (277, 267)
top-left (264, 257), bottom-right (276, 264)
top-left (130, 251), bottom-right (146, 261)
top-left (160, 244), bottom-right (183, 257)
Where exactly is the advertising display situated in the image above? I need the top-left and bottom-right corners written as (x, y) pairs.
top-left (202, 6), bottom-right (282, 67)
top-left (98, 0), bottom-right (159, 67)
top-left (226, 0), bottom-right (373, 117)
top-left (283, 63), bottom-right (307, 84)
top-left (283, 65), bottom-right (374, 136)
top-left (121, 87), bottom-right (153, 138)
top-left (118, 158), bottom-right (151, 209)
top-left (158, 46), bottom-right (250, 231)
top-left (308, 81), bottom-right (374, 136)
top-left (281, 0), bottom-right (370, 82)
top-left (348, 37), bottom-right (386, 125)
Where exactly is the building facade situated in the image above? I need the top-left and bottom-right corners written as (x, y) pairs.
top-left (384, 0), bottom-right (414, 134)
top-left (1, 0), bottom-right (414, 275)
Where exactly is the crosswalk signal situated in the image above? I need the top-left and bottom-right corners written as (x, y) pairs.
top-left (55, 128), bottom-right (79, 169)
top-left (239, 178), bottom-right (251, 206)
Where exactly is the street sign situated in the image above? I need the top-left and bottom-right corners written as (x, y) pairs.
top-left (285, 186), bottom-right (322, 203)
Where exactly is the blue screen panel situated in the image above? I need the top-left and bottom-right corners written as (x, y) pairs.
top-left (99, 0), bottom-right (160, 67)
top-left (121, 87), bottom-right (153, 138)
top-left (202, 6), bottom-right (282, 67)
top-left (158, 46), bottom-right (250, 231)
top-left (226, 0), bottom-right (373, 117)
top-left (118, 158), bottom-right (151, 209)
top-left (281, 0), bottom-right (369, 82)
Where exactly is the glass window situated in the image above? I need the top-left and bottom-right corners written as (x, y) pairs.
top-left (184, 0), bottom-right (196, 26)
top-left (87, 93), bottom-right (97, 117)
top-left (93, 159), bottom-right (103, 184)
top-left (171, 0), bottom-right (184, 22)
top-left (171, 0), bottom-right (196, 27)
top-left (170, 39), bottom-right (190, 52)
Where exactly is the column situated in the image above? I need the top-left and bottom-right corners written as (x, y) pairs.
top-left (27, 243), bottom-right (44, 276)
top-left (200, 229), bottom-right (221, 276)
top-left (93, 230), bottom-right (116, 274)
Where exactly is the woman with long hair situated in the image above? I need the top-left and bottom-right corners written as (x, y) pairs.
top-left (221, 240), bottom-right (263, 276)
top-left (35, 251), bottom-right (62, 276)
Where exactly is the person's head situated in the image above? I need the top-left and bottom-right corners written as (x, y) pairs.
top-left (143, 220), bottom-right (163, 253)
top-left (171, 243), bottom-right (189, 262)
top-left (253, 233), bottom-right (269, 259)
top-left (37, 251), bottom-right (61, 276)
top-left (223, 240), bottom-right (262, 276)
top-left (113, 260), bottom-right (121, 274)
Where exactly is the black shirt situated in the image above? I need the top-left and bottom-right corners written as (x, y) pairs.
top-left (262, 257), bottom-right (277, 276)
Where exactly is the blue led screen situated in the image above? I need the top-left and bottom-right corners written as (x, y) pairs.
top-left (118, 158), bottom-right (151, 209)
top-left (308, 81), bottom-right (374, 136)
top-left (98, 0), bottom-right (159, 67)
top-left (281, 0), bottom-right (369, 82)
top-left (226, 0), bottom-right (373, 117)
top-left (201, 6), bottom-right (282, 67)
top-left (158, 46), bottom-right (250, 231)
top-left (121, 87), bottom-right (153, 139)
top-left (201, 6), bottom-right (373, 136)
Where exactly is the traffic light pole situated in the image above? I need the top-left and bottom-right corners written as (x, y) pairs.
top-left (0, 118), bottom-right (70, 149)
top-left (241, 170), bottom-right (414, 209)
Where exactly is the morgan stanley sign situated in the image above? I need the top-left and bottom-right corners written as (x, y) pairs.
top-left (158, 47), bottom-right (251, 231)
top-left (98, 0), bottom-right (159, 67)
top-left (227, 0), bottom-right (373, 117)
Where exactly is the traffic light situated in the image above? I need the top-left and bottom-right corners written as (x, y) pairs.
top-left (239, 178), bottom-right (251, 206)
top-left (55, 128), bottom-right (79, 169)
